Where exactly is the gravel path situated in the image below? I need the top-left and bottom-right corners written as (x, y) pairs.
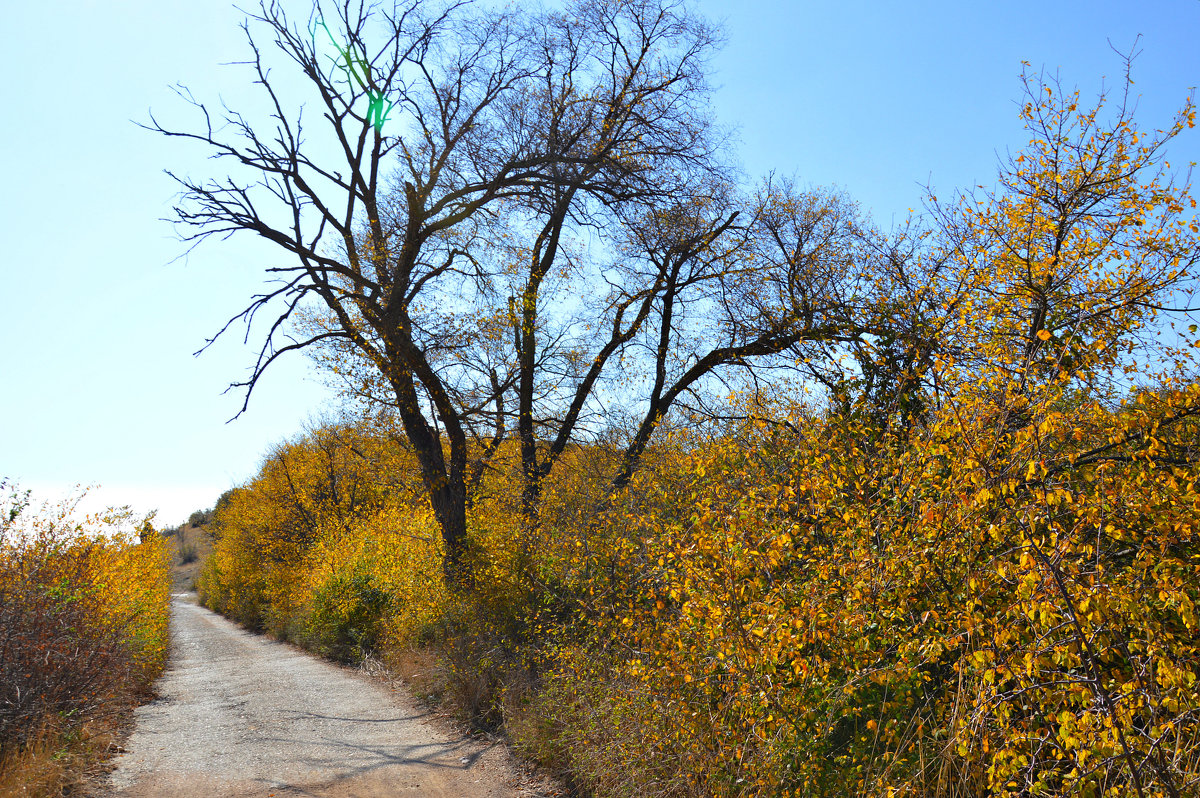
top-left (104, 596), bottom-right (542, 797)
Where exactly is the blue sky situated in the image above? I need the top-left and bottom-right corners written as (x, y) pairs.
top-left (2, 1), bottom-right (1197, 525)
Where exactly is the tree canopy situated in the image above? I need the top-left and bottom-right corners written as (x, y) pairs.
top-left (154, 0), bottom-right (888, 580)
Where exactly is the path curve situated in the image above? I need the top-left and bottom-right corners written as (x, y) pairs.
top-left (105, 596), bottom-right (537, 797)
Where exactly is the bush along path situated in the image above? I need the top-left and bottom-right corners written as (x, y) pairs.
top-left (104, 596), bottom-right (556, 798)
top-left (0, 483), bottom-right (170, 797)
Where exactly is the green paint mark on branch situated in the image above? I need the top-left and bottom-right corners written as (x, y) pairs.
top-left (312, 17), bottom-right (394, 133)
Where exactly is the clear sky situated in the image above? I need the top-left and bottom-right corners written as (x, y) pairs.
top-left (2, 1), bottom-right (1197, 526)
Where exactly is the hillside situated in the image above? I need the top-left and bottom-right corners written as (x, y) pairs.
top-left (165, 518), bottom-right (214, 593)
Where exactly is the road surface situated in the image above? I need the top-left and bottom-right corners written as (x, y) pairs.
top-left (105, 596), bottom-right (546, 797)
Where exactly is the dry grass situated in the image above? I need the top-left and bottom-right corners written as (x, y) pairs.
top-left (0, 715), bottom-right (127, 798)
top-left (382, 647), bottom-right (450, 706)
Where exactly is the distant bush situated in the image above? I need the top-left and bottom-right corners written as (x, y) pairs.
top-left (187, 508), bottom-right (214, 527)
top-left (177, 539), bottom-right (199, 565)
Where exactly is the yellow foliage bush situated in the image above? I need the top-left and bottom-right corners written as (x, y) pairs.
top-left (91, 524), bottom-right (172, 684)
top-left (302, 504), bottom-right (448, 656)
top-left (197, 386), bottom-right (1200, 797)
top-left (540, 383), bottom-right (1198, 796)
top-left (199, 422), bottom-right (455, 661)
top-left (0, 484), bottom-right (171, 794)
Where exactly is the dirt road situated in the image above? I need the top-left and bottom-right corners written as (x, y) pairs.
top-left (105, 597), bottom-right (546, 797)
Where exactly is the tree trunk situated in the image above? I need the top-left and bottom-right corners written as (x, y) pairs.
top-left (388, 371), bottom-right (473, 590)
top-left (430, 477), bottom-right (471, 589)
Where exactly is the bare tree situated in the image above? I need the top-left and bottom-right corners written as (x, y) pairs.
top-left (154, 0), bottom-right (876, 584)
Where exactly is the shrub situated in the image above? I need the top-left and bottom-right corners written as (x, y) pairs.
top-left (0, 543), bottom-right (132, 751)
top-left (177, 539), bottom-right (198, 564)
top-left (187, 508), bottom-right (213, 527)
top-left (0, 482), bottom-right (171, 790)
top-left (303, 568), bottom-right (392, 663)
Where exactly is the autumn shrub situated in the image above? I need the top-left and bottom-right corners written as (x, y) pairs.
top-left (304, 568), bottom-right (392, 661)
top-left (196, 511), bottom-right (268, 630)
top-left (494, 68), bottom-right (1200, 797)
top-left (197, 384), bottom-right (1200, 797)
top-left (503, 374), bottom-right (1193, 796)
top-left (0, 544), bottom-right (130, 751)
top-left (0, 483), bottom-right (170, 794)
top-left (198, 422), bottom-right (416, 632)
top-left (198, 424), bottom-right (453, 665)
